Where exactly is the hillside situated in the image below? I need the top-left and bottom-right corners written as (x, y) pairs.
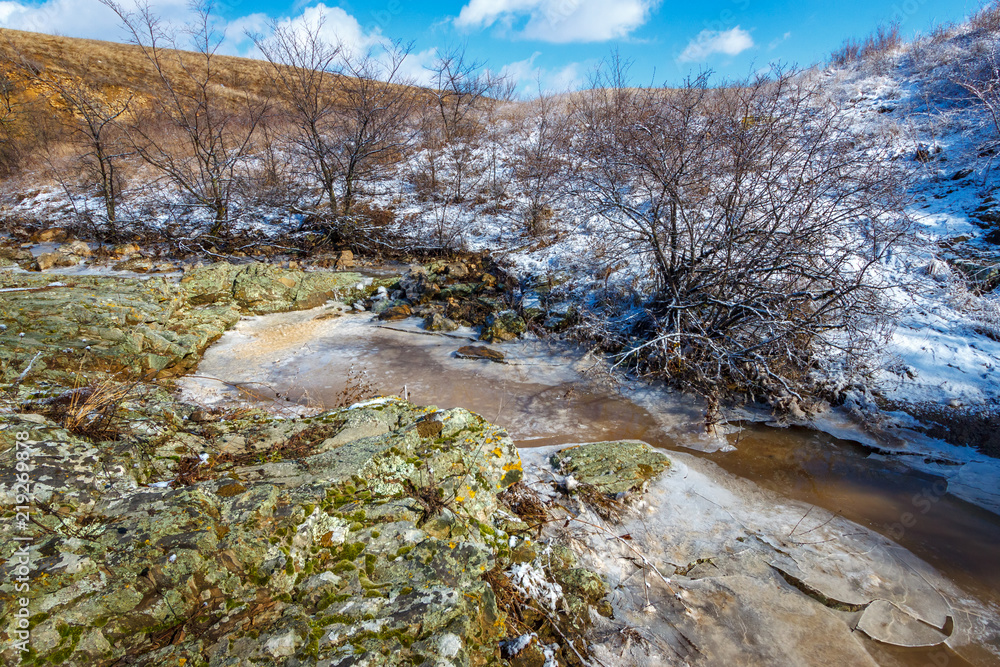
top-left (0, 28), bottom-right (276, 116)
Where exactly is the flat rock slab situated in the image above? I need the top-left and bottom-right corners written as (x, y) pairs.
top-left (455, 345), bottom-right (506, 363)
top-left (550, 440), bottom-right (670, 496)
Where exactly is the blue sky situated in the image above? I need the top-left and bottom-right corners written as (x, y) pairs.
top-left (0, 0), bottom-right (984, 94)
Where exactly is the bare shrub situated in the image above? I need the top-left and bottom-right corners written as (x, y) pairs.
top-left (572, 62), bottom-right (911, 404)
top-left (30, 72), bottom-right (133, 238)
top-left (507, 93), bottom-right (571, 236)
top-left (331, 364), bottom-right (379, 408)
top-left (414, 46), bottom-right (513, 246)
top-left (970, 0), bottom-right (1000, 33)
top-left (951, 41), bottom-right (1000, 154)
top-left (830, 22), bottom-right (902, 68)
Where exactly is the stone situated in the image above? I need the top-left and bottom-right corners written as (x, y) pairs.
top-left (550, 441), bottom-right (670, 496)
top-left (377, 304), bottom-right (412, 321)
top-left (34, 252), bottom-right (78, 270)
top-left (480, 310), bottom-right (526, 343)
top-left (455, 345), bottom-right (506, 363)
top-left (424, 312), bottom-right (459, 332)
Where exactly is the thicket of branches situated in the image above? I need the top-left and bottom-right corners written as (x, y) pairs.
top-left (0, 3), bottom-right (918, 403)
top-left (571, 62), bottom-right (910, 404)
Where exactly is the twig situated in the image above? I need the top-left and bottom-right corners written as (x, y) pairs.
top-left (9, 351), bottom-right (42, 394)
top-left (374, 324), bottom-right (477, 341)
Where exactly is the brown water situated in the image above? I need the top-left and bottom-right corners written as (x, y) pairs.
top-left (185, 311), bottom-right (1000, 666)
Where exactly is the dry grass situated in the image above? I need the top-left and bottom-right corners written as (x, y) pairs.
top-left (330, 364), bottom-right (379, 409)
top-left (482, 565), bottom-right (533, 637)
top-left (26, 377), bottom-right (139, 440)
top-left (0, 27), bottom-right (434, 121)
top-left (498, 480), bottom-right (550, 530)
top-left (830, 22), bottom-right (903, 66)
top-left (0, 28), bottom-right (274, 112)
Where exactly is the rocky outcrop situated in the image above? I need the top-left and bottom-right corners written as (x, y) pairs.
top-left (0, 400), bottom-right (544, 666)
top-left (180, 262), bottom-right (364, 315)
top-left (0, 263), bottom-right (368, 385)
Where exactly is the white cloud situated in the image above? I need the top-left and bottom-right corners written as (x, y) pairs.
top-left (455, 0), bottom-right (658, 43)
top-left (677, 26), bottom-right (754, 63)
top-left (500, 52), bottom-right (584, 95)
top-left (767, 31), bottom-right (791, 51)
top-left (0, 0), bottom-right (177, 41)
top-left (268, 3), bottom-right (384, 59)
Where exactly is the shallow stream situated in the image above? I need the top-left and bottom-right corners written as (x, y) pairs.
top-left (180, 308), bottom-right (1000, 666)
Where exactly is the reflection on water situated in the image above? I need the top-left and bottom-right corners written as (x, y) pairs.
top-left (185, 311), bottom-right (1000, 665)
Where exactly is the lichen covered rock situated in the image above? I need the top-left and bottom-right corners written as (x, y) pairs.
top-left (550, 440), bottom-right (670, 496)
top-left (181, 262), bottom-right (363, 314)
top-left (480, 310), bottom-right (526, 343)
top-left (0, 400), bottom-right (526, 666)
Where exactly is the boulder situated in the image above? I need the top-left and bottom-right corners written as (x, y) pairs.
top-left (443, 262), bottom-right (469, 279)
top-left (58, 240), bottom-right (92, 258)
top-left (180, 262), bottom-right (363, 314)
top-left (377, 303), bottom-right (412, 321)
top-left (480, 309), bottom-right (526, 343)
top-left (112, 243), bottom-right (142, 257)
top-left (424, 312), bottom-right (459, 332)
top-left (34, 252), bottom-right (78, 271)
top-left (334, 249), bottom-right (355, 269)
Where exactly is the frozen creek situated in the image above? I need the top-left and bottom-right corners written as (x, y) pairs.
top-left (179, 304), bottom-right (1000, 666)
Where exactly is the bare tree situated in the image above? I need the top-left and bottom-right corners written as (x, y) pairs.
top-left (333, 43), bottom-right (418, 218)
top-left (38, 75), bottom-right (132, 236)
top-left (417, 46), bottom-right (512, 245)
top-left (100, 0), bottom-right (268, 236)
top-left (252, 16), bottom-right (343, 214)
top-left (508, 90), bottom-right (571, 235)
top-left (573, 62), bottom-right (911, 404)
top-left (254, 20), bottom-right (417, 226)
